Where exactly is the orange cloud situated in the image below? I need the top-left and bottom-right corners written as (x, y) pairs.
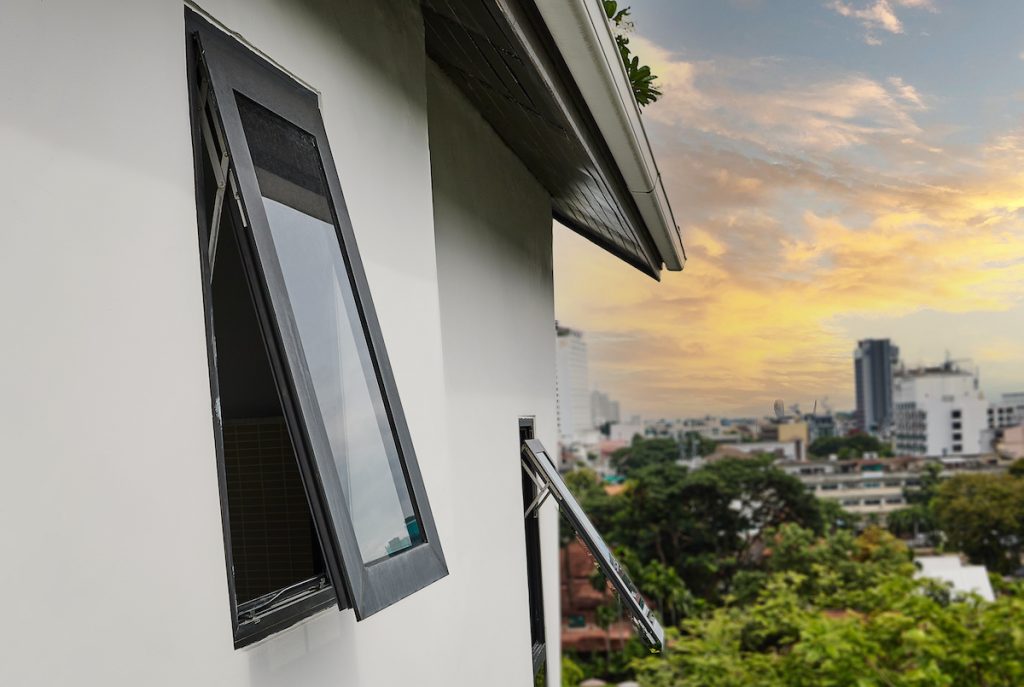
top-left (554, 40), bottom-right (1024, 418)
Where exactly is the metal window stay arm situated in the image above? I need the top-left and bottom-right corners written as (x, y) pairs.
top-left (521, 438), bottom-right (665, 651)
top-left (521, 457), bottom-right (551, 519)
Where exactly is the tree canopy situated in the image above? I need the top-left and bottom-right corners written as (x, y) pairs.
top-left (561, 437), bottom-right (1024, 687)
top-left (634, 526), bottom-right (1024, 687)
top-left (576, 440), bottom-right (822, 603)
top-left (808, 433), bottom-right (893, 459)
top-left (933, 472), bottom-right (1024, 574)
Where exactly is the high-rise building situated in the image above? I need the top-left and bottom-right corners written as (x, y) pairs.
top-left (893, 362), bottom-right (988, 456)
top-left (854, 339), bottom-right (900, 434)
top-left (590, 390), bottom-right (621, 427)
top-left (556, 324), bottom-right (591, 443)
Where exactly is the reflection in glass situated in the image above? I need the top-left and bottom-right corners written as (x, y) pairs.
top-left (236, 95), bottom-right (421, 564)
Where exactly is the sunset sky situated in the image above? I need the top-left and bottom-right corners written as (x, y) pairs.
top-left (554, 0), bottom-right (1024, 420)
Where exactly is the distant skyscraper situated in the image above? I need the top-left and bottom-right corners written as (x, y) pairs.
top-left (854, 339), bottom-right (899, 434)
top-left (590, 390), bottom-right (621, 427)
top-left (556, 324), bottom-right (591, 442)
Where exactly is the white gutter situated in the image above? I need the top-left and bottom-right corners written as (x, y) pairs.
top-left (535, 0), bottom-right (685, 271)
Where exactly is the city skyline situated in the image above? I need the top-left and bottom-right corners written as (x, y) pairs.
top-left (554, 0), bottom-right (1024, 418)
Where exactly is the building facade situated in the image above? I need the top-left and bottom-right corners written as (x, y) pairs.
top-left (893, 363), bottom-right (988, 456)
top-left (779, 455), bottom-right (1007, 520)
top-left (590, 389), bottom-right (621, 427)
top-left (854, 338), bottom-right (899, 434)
top-left (556, 325), bottom-right (592, 444)
top-left (988, 392), bottom-right (1024, 429)
top-left (0, 1), bottom-right (683, 685)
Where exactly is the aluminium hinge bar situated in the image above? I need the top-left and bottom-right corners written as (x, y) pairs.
top-left (197, 71), bottom-right (247, 278)
top-left (521, 455), bottom-right (551, 519)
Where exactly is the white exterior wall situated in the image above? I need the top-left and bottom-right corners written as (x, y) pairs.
top-left (894, 372), bottom-right (987, 456)
top-left (1, 1), bottom-right (556, 685)
top-left (427, 62), bottom-right (562, 686)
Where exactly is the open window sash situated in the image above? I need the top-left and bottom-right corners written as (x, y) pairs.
top-left (191, 15), bottom-right (446, 620)
top-left (521, 439), bottom-right (664, 651)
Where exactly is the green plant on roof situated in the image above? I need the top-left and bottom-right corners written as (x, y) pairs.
top-left (603, 1), bottom-right (662, 107)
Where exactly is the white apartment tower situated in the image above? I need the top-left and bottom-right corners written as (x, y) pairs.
top-left (893, 362), bottom-right (988, 456)
top-left (556, 325), bottom-right (591, 443)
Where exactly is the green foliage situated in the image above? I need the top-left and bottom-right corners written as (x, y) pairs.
top-left (634, 527), bottom-right (1024, 687)
top-left (809, 433), bottom-right (892, 459)
top-left (611, 437), bottom-right (680, 475)
top-left (560, 655), bottom-right (584, 687)
top-left (1008, 458), bottom-right (1024, 478)
top-left (574, 440), bottom-right (822, 603)
top-left (887, 462), bottom-right (942, 542)
top-left (681, 431), bottom-right (718, 458)
top-left (818, 497), bottom-right (858, 532)
top-left (933, 472), bottom-right (1024, 574)
top-left (603, 1), bottom-right (662, 106)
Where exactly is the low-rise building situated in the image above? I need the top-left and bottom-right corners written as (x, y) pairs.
top-left (707, 440), bottom-right (803, 462)
top-left (778, 454), bottom-right (1008, 519)
top-left (778, 456), bottom-right (922, 518)
top-left (997, 424), bottom-right (1024, 460)
top-left (988, 392), bottom-right (1024, 429)
top-left (916, 555), bottom-right (995, 602)
top-left (761, 420), bottom-right (809, 460)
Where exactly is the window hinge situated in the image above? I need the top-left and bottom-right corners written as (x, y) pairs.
top-left (522, 456), bottom-right (551, 519)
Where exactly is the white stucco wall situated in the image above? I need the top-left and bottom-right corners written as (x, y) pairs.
top-left (0, 0), bottom-right (556, 685)
top-left (427, 62), bottom-right (562, 686)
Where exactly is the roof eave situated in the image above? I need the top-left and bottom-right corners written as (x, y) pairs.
top-left (533, 0), bottom-right (686, 271)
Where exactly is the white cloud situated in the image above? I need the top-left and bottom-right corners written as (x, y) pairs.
top-left (830, 1), bottom-right (903, 35)
top-left (634, 38), bottom-right (929, 155)
top-left (887, 76), bottom-right (925, 108)
top-left (828, 0), bottom-right (936, 44)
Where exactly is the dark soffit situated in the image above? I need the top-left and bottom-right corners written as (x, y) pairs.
top-left (422, 0), bottom-right (663, 278)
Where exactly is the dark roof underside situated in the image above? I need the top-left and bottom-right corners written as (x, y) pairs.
top-left (421, 0), bottom-right (663, 278)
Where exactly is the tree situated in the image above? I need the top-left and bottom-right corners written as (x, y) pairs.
top-left (1008, 458), bottom-right (1024, 478)
top-left (681, 431), bottom-right (717, 458)
top-left (610, 437), bottom-right (680, 475)
top-left (808, 433), bottom-right (892, 459)
top-left (559, 656), bottom-right (584, 687)
top-left (933, 473), bottom-right (1024, 574)
top-left (886, 462), bottom-right (941, 542)
top-left (603, 2), bottom-right (662, 106)
top-left (575, 442), bottom-right (822, 603)
top-left (634, 527), bottom-right (1024, 687)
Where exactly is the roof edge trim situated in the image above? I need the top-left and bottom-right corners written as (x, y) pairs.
top-left (534, 0), bottom-right (686, 270)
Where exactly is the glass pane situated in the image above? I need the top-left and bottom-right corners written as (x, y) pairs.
top-left (236, 94), bottom-right (422, 565)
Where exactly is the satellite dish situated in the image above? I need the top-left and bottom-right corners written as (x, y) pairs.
top-left (772, 399), bottom-right (785, 420)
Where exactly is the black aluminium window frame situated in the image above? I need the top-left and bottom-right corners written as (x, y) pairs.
top-left (522, 438), bottom-right (664, 652)
top-left (519, 418), bottom-right (546, 675)
top-left (186, 9), bottom-right (446, 632)
top-left (186, 14), bottom-right (336, 649)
